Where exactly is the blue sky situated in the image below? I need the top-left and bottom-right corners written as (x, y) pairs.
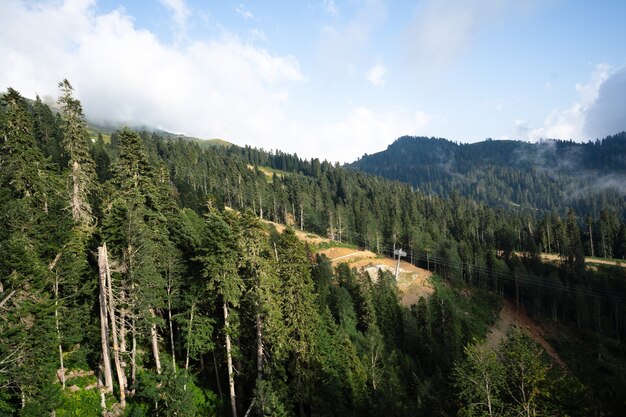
top-left (1, 0), bottom-right (625, 162)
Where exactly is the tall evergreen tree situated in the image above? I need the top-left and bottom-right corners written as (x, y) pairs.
top-left (200, 210), bottom-right (244, 417)
top-left (57, 79), bottom-right (96, 227)
top-left (275, 228), bottom-right (319, 414)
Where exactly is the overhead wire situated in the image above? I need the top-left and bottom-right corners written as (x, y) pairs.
top-left (259, 209), bottom-right (626, 304)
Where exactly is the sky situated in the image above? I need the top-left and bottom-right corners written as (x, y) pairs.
top-left (1, 0), bottom-right (625, 163)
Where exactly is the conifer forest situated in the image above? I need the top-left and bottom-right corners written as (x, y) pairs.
top-left (1, 82), bottom-right (626, 416)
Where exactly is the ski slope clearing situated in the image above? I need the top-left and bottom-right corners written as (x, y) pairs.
top-left (318, 247), bottom-right (434, 307)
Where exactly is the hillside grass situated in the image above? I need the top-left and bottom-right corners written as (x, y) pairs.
top-left (248, 164), bottom-right (291, 183)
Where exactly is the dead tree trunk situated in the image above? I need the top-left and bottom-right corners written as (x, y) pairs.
top-left (185, 303), bottom-right (194, 373)
top-left (49, 253), bottom-right (66, 391)
top-left (224, 300), bottom-right (238, 417)
top-left (101, 244), bottom-right (126, 408)
top-left (150, 309), bottom-right (162, 375)
top-left (97, 251), bottom-right (114, 393)
top-left (131, 319), bottom-right (137, 386)
top-left (168, 298), bottom-right (176, 372)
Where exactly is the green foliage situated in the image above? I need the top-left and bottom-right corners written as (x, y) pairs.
top-left (454, 343), bottom-right (505, 417)
top-left (455, 327), bottom-right (592, 417)
top-left (57, 388), bottom-right (102, 417)
top-left (348, 135), bottom-right (626, 219)
top-left (1, 84), bottom-right (626, 416)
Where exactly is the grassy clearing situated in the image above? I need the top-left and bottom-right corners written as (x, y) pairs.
top-left (311, 239), bottom-right (358, 252)
top-left (88, 128), bottom-right (111, 143)
top-left (248, 164), bottom-right (291, 183)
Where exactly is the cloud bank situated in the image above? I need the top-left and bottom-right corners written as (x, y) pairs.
top-left (0, 0), bottom-right (431, 163)
top-left (406, 0), bottom-right (521, 70)
top-left (516, 65), bottom-right (626, 141)
top-left (584, 67), bottom-right (626, 139)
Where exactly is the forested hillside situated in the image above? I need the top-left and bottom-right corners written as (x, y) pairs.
top-left (1, 83), bottom-right (626, 416)
top-left (347, 135), bottom-right (626, 219)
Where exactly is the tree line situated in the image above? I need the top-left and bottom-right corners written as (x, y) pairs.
top-left (1, 83), bottom-right (625, 415)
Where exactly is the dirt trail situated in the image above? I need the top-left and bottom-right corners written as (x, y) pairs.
top-left (526, 252), bottom-right (626, 268)
top-left (318, 247), bottom-right (434, 307)
top-left (486, 300), bottom-right (565, 368)
top-left (263, 220), bottom-right (330, 245)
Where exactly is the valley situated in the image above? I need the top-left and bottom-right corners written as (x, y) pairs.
top-left (1, 84), bottom-right (625, 416)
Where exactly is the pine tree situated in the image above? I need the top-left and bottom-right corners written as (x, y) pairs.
top-left (275, 227), bottom-right (319, 414)
top-left (0, 88), bottom-right (50, 203)
top-left (200, 210), bottom-right (244, 417)
top-left (57, 79), bottom-right (96, 227)
top-left (0, 88), bottom-right (63, 414)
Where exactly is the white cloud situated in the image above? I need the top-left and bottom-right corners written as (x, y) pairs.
top-left (319, 0), bottom-right (387, 67)
top-left (366, 62), bottom-right (387, 87)
top-left (235, 3), bottom-right (254, 20)
top-left (517, 64), bottom-right (613, 141)
top-left (585, 66), bottom-right (626, 138)
top-left (0, 0), bottom-right (433, 163)
top-left (159, 0), bottom-right (190, 29)
top-left (406, 0), bottom-right (535, 70)
top-left (0, 0), bottom-right (305, 149)
top-left (294, 107), bottom-right (434, 162)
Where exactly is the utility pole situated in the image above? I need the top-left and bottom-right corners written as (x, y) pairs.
top-left (394, 248), bottom-right (406, 280)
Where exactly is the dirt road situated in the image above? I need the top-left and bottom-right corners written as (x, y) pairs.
top-left (318, 247), bottom-right (434, 307)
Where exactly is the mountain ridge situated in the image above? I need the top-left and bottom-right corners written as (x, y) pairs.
top-left (347, 133), bottom-right (626, 218)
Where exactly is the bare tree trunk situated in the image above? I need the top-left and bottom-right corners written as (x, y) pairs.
top-left (53, 272), bottom-right (66, 390)
top-left (299, 203), bottom-right (304, 231)
top-left (131, 320), bottom-right (137, 387)
top-left (183, 302), bottom-right (194, 392)
top-left (101, 244), bottom-right (126, 407)
top-left (120, 292), bottom-right (127, 354)
top-left (48, 253), bottom-right (66, 391)
top-left (338, 211), bottom-right (342, 242)
top-left (166, 270), bottom-right (177, 372)
top-left (98, 253), bottom-right (114, 393)
top-left (224, 301), bottom-right (238, 417)
top-left (150, 309), bottom-right (162, 375)
top-left (168, 301), bottom-right (176, 372)
top-left (273, 197), bottom-right (277, 222)
top-left (185, 303), bottom-right (194, 373)
top-left (259, 195), bottom-right (263, 220)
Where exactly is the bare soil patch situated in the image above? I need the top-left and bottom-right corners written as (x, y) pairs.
top-left (318, 247), bottom-right (434, 307)
top-left (525, 252), bottom-right (626, 268)
top-left (263, 220), bottom-right (329, 245)
top-left (486, 300), bottom-right (565, 367)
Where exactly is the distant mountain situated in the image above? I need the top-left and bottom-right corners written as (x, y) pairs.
top-left (87, 120), bottom-right (233, 148)
top-left (347, 133), bottom-right (626, 218)
top-left (10, 92), bottom-right (234, 149)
